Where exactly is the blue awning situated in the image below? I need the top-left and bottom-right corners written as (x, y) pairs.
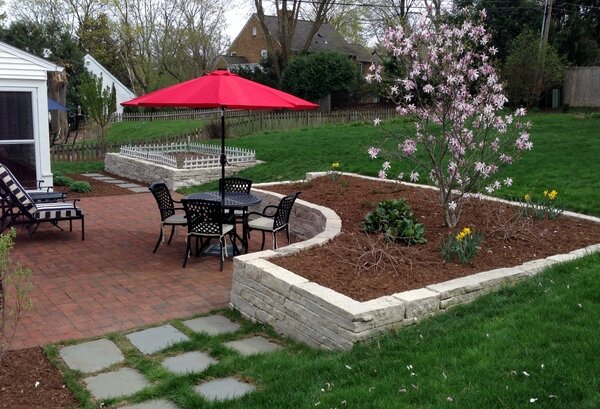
top-left (48, 98), bottom-right (69, 111)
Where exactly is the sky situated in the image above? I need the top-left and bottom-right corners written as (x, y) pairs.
top-left (223, 2), bottom-right (257, 44)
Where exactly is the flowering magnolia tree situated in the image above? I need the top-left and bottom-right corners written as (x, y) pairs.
top-left (366, 11), bottom-right (532, 227)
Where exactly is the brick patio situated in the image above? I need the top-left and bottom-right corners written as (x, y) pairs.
top-left (8, 192), bottom-right (244, 350)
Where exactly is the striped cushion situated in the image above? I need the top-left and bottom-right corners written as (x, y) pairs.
top-left (34, 202), bottom-right (83, 220)
top-left (0, 164), bottom-right (36, 216)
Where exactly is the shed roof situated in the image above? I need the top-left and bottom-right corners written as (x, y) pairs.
top-left (0, 41), bottom-right (64, 81)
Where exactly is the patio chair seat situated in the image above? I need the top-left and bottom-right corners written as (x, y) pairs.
top-left (165, 214), bottom-right (187, 225)
top-left (247, 217), bottom-right (279, 231)
top-left (34, 202), bottom-right (83, 220)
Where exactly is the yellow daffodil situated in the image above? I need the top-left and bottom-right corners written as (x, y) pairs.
top-left (455, 227), bottom-right (472, 241)
top-left (331, 162), bottom-right (340, 170)
top-left (524, 193), bottom-right (531, 202)
top-left (548, 189), bottom-right (558, 200)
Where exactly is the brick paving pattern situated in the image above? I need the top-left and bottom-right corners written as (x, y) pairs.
top-left (9, 192), bottom-right (239, 349)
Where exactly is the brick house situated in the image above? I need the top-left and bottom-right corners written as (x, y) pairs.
top-left (216, 14), bottom-right (380, 75)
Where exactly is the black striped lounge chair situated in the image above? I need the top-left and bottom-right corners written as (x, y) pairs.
top-left (0, 164), bottom-right (84, 240)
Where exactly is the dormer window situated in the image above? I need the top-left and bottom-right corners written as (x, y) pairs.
top-left (252, 26), bottom-right (257, 37)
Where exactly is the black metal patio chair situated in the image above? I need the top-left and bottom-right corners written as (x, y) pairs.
top-left (181, 198), bottom-right (237, 271)
top-left (247, 191), bottom-right (300, 250)
top-left (148, 182), bottom-right (187, 253)
top-left (0, 163), bottom-right (84, 239)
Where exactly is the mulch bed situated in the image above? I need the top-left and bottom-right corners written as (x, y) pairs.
top-left (265, 175), bottom-right (600, 302)
top-left (54, 172), bottom-right (142, 199)
top-left (0, 348), bottom-right (77, 409)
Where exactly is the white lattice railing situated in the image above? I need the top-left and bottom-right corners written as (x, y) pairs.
top-left (119, 143), bottom-right (255, 170)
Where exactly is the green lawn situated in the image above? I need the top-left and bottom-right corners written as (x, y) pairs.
top-left (52, 252), bottom-right (600, 409)
top-left (105, 119), bottom-right (204, 144)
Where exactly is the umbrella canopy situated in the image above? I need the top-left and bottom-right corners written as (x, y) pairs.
top-left (122, 70), bottom-right (318, 200)
top-left (122, 70), bottom-right (318, 110)
top-left (48, 98), bottom-right (69, 111)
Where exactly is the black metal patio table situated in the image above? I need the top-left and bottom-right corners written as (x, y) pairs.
top-left (185, 191), bottom-right (262, 253)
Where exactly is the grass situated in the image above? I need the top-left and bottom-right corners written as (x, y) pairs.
top-left (51, 253), bottom-right (600, 408)
top-left (105, 119), bottom-right (205, 144)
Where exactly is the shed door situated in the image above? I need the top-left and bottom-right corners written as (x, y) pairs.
top-left (0, 91), bottom-right (37, 186)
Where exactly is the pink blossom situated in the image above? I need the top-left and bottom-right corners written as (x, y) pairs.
top-left (368, 147), bottom-right (380, 159)
top-left (410, 171), bottom-right (419, 182)
top-left (382, 161), bottom-right (391, 170)
top-left (378, 170), bottom-right (387, 179)
top-left (373, 117), bottom-right (382, 126)
top-left (402, 139), bottom-right (417, 155)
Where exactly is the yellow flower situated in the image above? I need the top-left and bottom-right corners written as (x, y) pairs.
top-left (543, 190), bottom-right (548, 197)
top-left (548, 189), bottom-right (558, 200)
top-left (524, 193), bottom-right (531, 202)
top-left (455, 227), bottom-right (472, 241)
top-left (331, 162), bottom-right (340, 170)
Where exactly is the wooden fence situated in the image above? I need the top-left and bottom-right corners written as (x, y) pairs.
top-left (563, 67), bottom-right (600, 108)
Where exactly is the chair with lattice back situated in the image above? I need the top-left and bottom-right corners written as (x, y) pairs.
top-left (247, 191), bottom-right (300, 250)
top-left (181, 198), bottom-right (236, 271)
top-left (148, 182), bottom-right (187, 253)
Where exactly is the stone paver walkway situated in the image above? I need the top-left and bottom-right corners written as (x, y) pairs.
top-left (81, 173), bottom-right (147, 193)
top-left (59, 314), bottom-right (276, 406)
top-left (9, 191), bottom-right (254, 349)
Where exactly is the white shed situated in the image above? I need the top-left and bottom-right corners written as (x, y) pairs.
top-left (83, 54), bottom-right (135, 114)
top-left (0, 41), bottom-right (64, 188)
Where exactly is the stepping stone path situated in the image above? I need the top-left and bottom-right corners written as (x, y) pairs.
top-left (59, 315), bottom-right (279, 406)
top-left (162, 351), bottom-right (217, 375)
top-left (84, 368), bottom-right (149, 400)
top-left (183, 314), bottom-right (240, 336)
top-left (224, 335), bottom-right (283, 356)
top-left (59, 338), bottom-right (124, 372)
top-left (81, 173), bottom-right (146, 193)
top-left (195, 377), bottom-right (256, 402)
top-left (126, 324), bottom-right (190, 354)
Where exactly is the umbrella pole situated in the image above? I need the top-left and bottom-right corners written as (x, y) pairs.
top-left (220, 107), bottom-right (226, 204)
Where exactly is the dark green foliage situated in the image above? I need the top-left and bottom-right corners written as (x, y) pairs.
top-left (69, 181), bottom-right (92, 193)
top-left (232, 56), bottom-right (281, 89)
top-left (282, 52), bottom-right (360, 101)
top-left (362, 199), bottom-right (426, 244)
top-left (53, 175), bottom-right (74, 186)
top-left (79, 72), bottom-right (116, 139)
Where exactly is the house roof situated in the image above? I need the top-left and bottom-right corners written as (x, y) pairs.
top-left (353, 44), bottom-right (382, 63)
top-left (83, 54), bottom-right (135, 98)
top-left (262, 15), bottom-right (358, 56)
top-left (0, 41), bottom-right (64, 72)
top-left (221, 55), bottom-right (251, 65)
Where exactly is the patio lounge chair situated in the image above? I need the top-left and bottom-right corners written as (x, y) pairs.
top-left (0, 163), bottom-right (84, 239)
top-left (149, 182), bottom-right (187, 253)
top-left (181, 198), bottom-right (237, 271)
top-left (247, 192), bottom-right (300, 250)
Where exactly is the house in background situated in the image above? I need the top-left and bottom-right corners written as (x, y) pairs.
top-left (217, 14), bottom-right (380, 75)
top-left (83, 54), bottom-right (135, 114)
top-left (0, 41), bottom-right (64, 187)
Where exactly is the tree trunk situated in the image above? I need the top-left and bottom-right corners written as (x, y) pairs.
top-left (47, 71), bottom-right (69, 144)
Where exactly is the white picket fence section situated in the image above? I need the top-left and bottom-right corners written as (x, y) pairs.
top-left (119, 143), bottom-right (255, 170)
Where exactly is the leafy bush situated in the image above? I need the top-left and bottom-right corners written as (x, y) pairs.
top-left (69, 181), bottom-right (92, 193)
top-left (53, 174), bottom-right (74, 186)
top-left (362, 199), bottom-right (426, 245)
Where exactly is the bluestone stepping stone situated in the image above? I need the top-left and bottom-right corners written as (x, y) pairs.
top-left (84, 368), bottom-right (149, 400)
top-left (59, 338), bottom-right (124, 373)
top-left (117, 183), bottom-right (143, 188)
top-left (81, 173), bottom-right (104, 177)
top-left (195, 377), bottom-right (256, 401)
top-left (120, 398), bottom-right (180, 409)
top-left (129, 186), bottom-right (150, 193)
top-left (224, 336), bottom-right (282, 356)
top-left (91, 176), bottom-right (116, 180)
top-left (103, 179), bottom-right (128, 184)
top-left (183, 315), bottom-right (240, 336)
top-left (162, 351), bottom-right (217, 374)
top-left (126, 324), bottom-right (189, 354)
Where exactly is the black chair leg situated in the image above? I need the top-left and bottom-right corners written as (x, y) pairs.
top-left (153, 226), bottom-right (164, 253)
top-left (260, 231), bottom-right (266, 250)
top-left (167, 225), bottom-right (176, 244)
top-left (219, 238), bottom-right (224, 271)
top-left (81, 217), bottom-right (85, 241)
top-left (183, 237), bottom-right (191, 268)
top-left (274, 231), bottom-right (278, 249)
top-left (286, 225), bottom-right (290, 245)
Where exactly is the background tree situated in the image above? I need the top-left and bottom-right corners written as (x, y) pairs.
top-left (282, 52), bottom-right (360, 102)
top-left (502, 30), bottom-right (564, 108)
top-left (253, 0), bottom-right (336, 84)
top-left (552, 0), bottom-right (600, 65)
top-left (232, 56), bottom-right (281, 88)
top-left (79, 73), bottom-right (116, 140)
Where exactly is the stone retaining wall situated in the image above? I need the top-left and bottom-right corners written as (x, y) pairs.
top-left (230, 172), bottom-right (600, 350)
top-left (105, 153), bottom-right (256, 190)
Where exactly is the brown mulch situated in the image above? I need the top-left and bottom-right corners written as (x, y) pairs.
top-left (0, 348), bottom-right (78, 409)
top-left (54, 173), bottom-right (144, 199)
top-left (266, 175), bottom-right (600, 302)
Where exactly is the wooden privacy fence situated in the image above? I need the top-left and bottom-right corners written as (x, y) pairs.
top-left (563, 67), bottom-right (600, 108)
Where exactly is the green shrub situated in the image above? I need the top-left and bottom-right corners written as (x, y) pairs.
top-left (69, 181), bottom-right (92, 193)
top-left (361, 199), bottom-right (426, 245)
top-left (53, 175), bottom-right (74, 186)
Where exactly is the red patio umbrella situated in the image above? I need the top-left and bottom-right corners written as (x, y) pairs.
top-left (122, 70), bottom-right (318, 201)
